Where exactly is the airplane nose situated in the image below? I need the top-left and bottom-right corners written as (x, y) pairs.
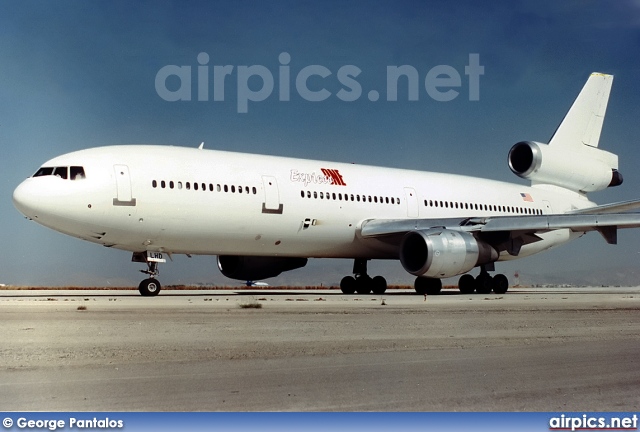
top-left (13, 179), bottom-right (39, 219)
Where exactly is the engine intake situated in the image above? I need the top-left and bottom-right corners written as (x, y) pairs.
top-left (508, 141), bottom-right (621, 192)
top-left (399, 229), bottom-right (498, 278)
top-left (217, 256), bottom-right (308, 281)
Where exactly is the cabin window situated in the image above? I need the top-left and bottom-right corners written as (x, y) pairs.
top-left (152, 180), bottom-right (157, 188)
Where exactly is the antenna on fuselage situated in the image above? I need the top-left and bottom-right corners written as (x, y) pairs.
top-left (198, 142), bottom-right (204, 150)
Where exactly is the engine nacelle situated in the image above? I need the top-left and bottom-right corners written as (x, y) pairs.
top-left (217, 256), bottom-right (308, 281)
top-left (508, 141), bottom-right (622, 193)
top-left (399, 229), bottom-right (498, 278)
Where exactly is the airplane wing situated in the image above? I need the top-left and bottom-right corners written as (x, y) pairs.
top-left (359, 211), bottom-right (640, 255)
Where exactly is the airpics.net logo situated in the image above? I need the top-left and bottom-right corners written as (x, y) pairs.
top-left (155, 52), bottom-right (484, 113)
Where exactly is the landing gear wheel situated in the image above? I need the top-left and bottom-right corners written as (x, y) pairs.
top-left (371, 276), bottom-right (387, 295)
top-left (340, 276), bottom-right (356, 294)
top-left (458, 274), bottom-right (475, 294)
top-left (492, 274), bottom-right (509, 294)
top-left (475, 273), bottom-right (493, 294)
top-left (355, 276), bottom-right (372, 294)
top-left (139, 278), bottom-right (161, 297)
top-left (415, 277), bottom-right (442, 295)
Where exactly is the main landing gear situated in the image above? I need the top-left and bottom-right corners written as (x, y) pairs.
top-left (415, 266), bottom-right (509, 295)
top-left (133, 252), bottom-right (163, 296)
top-left (457, 266), bottom-right (509, 295)
top-left (340, 259), bottom-right (388, 295)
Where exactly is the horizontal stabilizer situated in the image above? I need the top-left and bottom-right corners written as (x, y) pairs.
top-left (566, 199), bottom-right (640, 215)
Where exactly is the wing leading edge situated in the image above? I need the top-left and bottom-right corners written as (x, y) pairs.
top-left (359, 211), bottom-right (640, 251)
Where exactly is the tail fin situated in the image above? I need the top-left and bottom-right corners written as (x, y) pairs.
top-left (508, 73), bottom-right (622, 194)
top-left (549, 72), bottom-right (613, 150)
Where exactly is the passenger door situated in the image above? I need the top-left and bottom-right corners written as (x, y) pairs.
top-left (113, 164), bottom-right (136, 206)
top-left (404, 187), bottom-right (419, 217)
top-left (262, 176), bottom-right (283, 214)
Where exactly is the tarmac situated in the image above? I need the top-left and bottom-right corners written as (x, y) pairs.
top-left (1, 287), bottom-right (639, 411)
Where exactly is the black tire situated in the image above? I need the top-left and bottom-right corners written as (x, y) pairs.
top-left (475, 274), bottom-right (493, 294)
top-left (414, 277), bottom-right (426, 295)
top-left (355, 276), bottom-right (372, 294)
top-left (425, 278), bottom-right (442, 295)
top-left (458, 274), bottom-right (475, 294)
top-left (415, 277), bottom-right (442, 295)
top-left (492, 274), bottom-right (509, 294)
top-left (340, 276), bottom-right (356, 294)
top-left (139, 278), bottom-right (161, 296)
top-left (371, 276), bottom-right (387, 294)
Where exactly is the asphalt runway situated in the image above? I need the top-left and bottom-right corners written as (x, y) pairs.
top-left (1, 287), bottom-right (639, 411)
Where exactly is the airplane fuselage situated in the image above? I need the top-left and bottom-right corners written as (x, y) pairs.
top-left (13, 145), bottom-right (589, 262)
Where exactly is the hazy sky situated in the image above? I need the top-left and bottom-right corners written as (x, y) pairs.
top-left (2, 0), bottom-right (640, 286)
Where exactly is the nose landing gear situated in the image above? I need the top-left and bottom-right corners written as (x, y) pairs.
top-left (132, 252), bottom-right (164, 296)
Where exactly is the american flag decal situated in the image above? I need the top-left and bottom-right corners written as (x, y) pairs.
top-left (520, 193), bottom-right (534, 202)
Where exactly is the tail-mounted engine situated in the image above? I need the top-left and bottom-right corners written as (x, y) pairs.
top-left (399, 229), bottom-right (498, 278)
top-left (508, 141), bottom-right (622, 193)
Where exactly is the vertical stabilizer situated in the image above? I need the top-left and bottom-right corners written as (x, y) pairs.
top-left (549, 72), bottom-right (613, 149)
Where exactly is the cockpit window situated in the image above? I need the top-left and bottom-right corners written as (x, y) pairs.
top-left (53, 166), bottom-right (68, 179)
top-left (32, 166), bottom-right (85, 180)
top-left (33, 167), bottom-right (54, 177)
top-left (70, 166), bottom-right (85, 180)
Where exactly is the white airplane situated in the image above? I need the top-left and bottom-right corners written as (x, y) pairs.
top-left (13, 73), bottom-right (640, 296)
